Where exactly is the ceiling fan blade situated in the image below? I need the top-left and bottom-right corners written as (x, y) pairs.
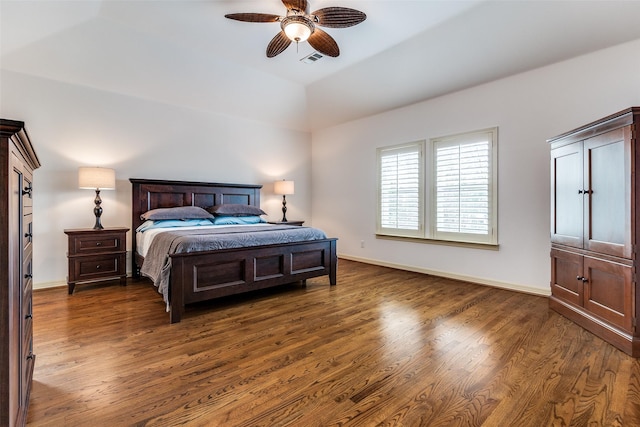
top-left (267, 31), bottom-right (292, 57)
top-left (308, 28), bottom-right (339, 57)
top-left (225, 13), bottom-right (280, 23)
top-left (312, 7), bottom-right (366, 28)
top-left (282, 0), bottom-right (308, 13)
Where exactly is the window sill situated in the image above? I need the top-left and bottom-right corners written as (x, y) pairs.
top-left (375, 233), bottom-right (499, 251)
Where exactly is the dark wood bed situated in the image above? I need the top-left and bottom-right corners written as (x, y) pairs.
top-left (130, 178), bottom-right (337, 323)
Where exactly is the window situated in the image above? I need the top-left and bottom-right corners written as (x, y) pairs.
top-left (377, 128), bottom-right (497, 245)
top-left (376, 142), bottom-right (424, 238)
top-left (431, 128), bottom-right (497, 244)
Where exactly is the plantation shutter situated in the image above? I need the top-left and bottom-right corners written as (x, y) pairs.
top-left (433, 130), bottom-right (495, 243)
top-left (377, 143), bottom-right (423, 236)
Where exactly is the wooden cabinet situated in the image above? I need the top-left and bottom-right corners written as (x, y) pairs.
top-left (64, 228), bottom-right (128, 294)
top-left (1, 119), bottom-right (40, 427)
top-left (549, 107), bottom-right (639, 356)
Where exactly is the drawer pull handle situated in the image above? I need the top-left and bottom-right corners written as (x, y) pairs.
top-left (22, 184), bottom-right (32, 197)
top-left (96, 265), bottom-right (101, 269)
top-left (96, 242), bottom-right (102, 246)
top-left (25, 314), bottom-right (33, 320)
top-left (24, 273), bottom-right (33, 279)
top-left (576, 276), bottom-right (588, 282)
top-left (26, 353), bottom-right (34, 360)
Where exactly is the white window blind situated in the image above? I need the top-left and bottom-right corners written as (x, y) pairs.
top-left (432, 129), bottom-right (497, 244)
top-left (436, 141), bottom-right (489, 233)
top-left (377, 142), bottom-right (423, 237)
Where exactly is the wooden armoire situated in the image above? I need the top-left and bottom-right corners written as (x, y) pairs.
top-left (1, 119), bottom-right (40, 426)
top-left (549, 107), bottom-right (640, 357)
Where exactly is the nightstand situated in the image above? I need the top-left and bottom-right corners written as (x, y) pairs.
top-left (64, 227), bottom-right (129, 294)
top-left (268, 220), bottom-right (304, 226)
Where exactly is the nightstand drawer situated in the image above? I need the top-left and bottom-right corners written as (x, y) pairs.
top-left (69, 253), bottom-right (126, 281)
top-left (68, 233), bottom-right (125, 255)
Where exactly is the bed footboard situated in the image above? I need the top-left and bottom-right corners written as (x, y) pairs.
top-left (168, 238), bottom-right (337, 323)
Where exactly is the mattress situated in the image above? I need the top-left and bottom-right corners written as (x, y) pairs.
top-left (135, 224), bottom-right (260, 257)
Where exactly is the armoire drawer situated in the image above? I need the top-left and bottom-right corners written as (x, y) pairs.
top-left (23, 216), bottom-right (33, 249)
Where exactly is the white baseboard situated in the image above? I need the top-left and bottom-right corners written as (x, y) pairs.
top-left (338, 254), bottom-right (551, 297)
top-left (34, 272), bottom-right (134, 291)
top-left (33, 280), bottom-right (67, 290)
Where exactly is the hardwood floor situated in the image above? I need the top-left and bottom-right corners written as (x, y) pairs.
top-left (27, 260), bottom-right (640, 426)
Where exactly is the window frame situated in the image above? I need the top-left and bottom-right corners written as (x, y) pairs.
top-left (376, 141), bottom-right (425, 238)
top-left (376, 127), bottom-right (498, 246)
top-left (430, 127), bottom-right (498, 245)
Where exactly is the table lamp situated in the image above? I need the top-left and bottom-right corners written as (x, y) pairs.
top-left (78, 167), bottom-right (116, 229)
top-left (273, 179), bottom-right (294, 222)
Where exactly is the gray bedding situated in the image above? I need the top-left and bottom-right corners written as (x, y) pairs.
top-left (140, 224), bottom-right (328, 309)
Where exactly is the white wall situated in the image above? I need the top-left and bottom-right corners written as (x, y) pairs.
top-left (310, 39), bottom-right (640, 295)
top-left (0, 70), bottom-right (312, 287)
top-left (3, 38), bottom-right (639, 292)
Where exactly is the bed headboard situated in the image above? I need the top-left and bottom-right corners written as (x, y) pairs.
top-left (130, 178), bottom-right (262, 254)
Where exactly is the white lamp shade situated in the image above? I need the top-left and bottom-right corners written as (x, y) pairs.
top-left (78, 167), bottom-right (116, 190)
top-left (274, 180), bottom-right (294, 195)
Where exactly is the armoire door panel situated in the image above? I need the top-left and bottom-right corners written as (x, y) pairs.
top-left (584, 127), bottom-right (631, 258)
top-left (583, 256), bottom-right (632, 332)
top-left (551, 142), bottom-right (584, 248)
top-left (550, 249), bottom-right (583, 306)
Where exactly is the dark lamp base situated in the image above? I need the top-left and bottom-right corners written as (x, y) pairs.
top-left (93, 189), bottom-right (104, 229)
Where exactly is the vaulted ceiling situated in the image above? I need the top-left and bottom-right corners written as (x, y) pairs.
top-left (2, 1), bottom-right (640, 131)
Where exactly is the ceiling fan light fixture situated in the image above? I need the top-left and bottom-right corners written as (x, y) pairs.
top-left (225, 1), bottom-right (366, 58)
top-left (282, 16), bottom-right (313, 42)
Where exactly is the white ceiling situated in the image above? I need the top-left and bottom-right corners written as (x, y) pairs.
top-left (2, 0), bottom-right (640, 131)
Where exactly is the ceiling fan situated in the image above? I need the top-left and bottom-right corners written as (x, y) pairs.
top-left (225, 0), bottom-right (366, 58)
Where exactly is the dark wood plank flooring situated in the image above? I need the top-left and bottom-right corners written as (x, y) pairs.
top-left (26, 260), bottom-right (640, 426)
